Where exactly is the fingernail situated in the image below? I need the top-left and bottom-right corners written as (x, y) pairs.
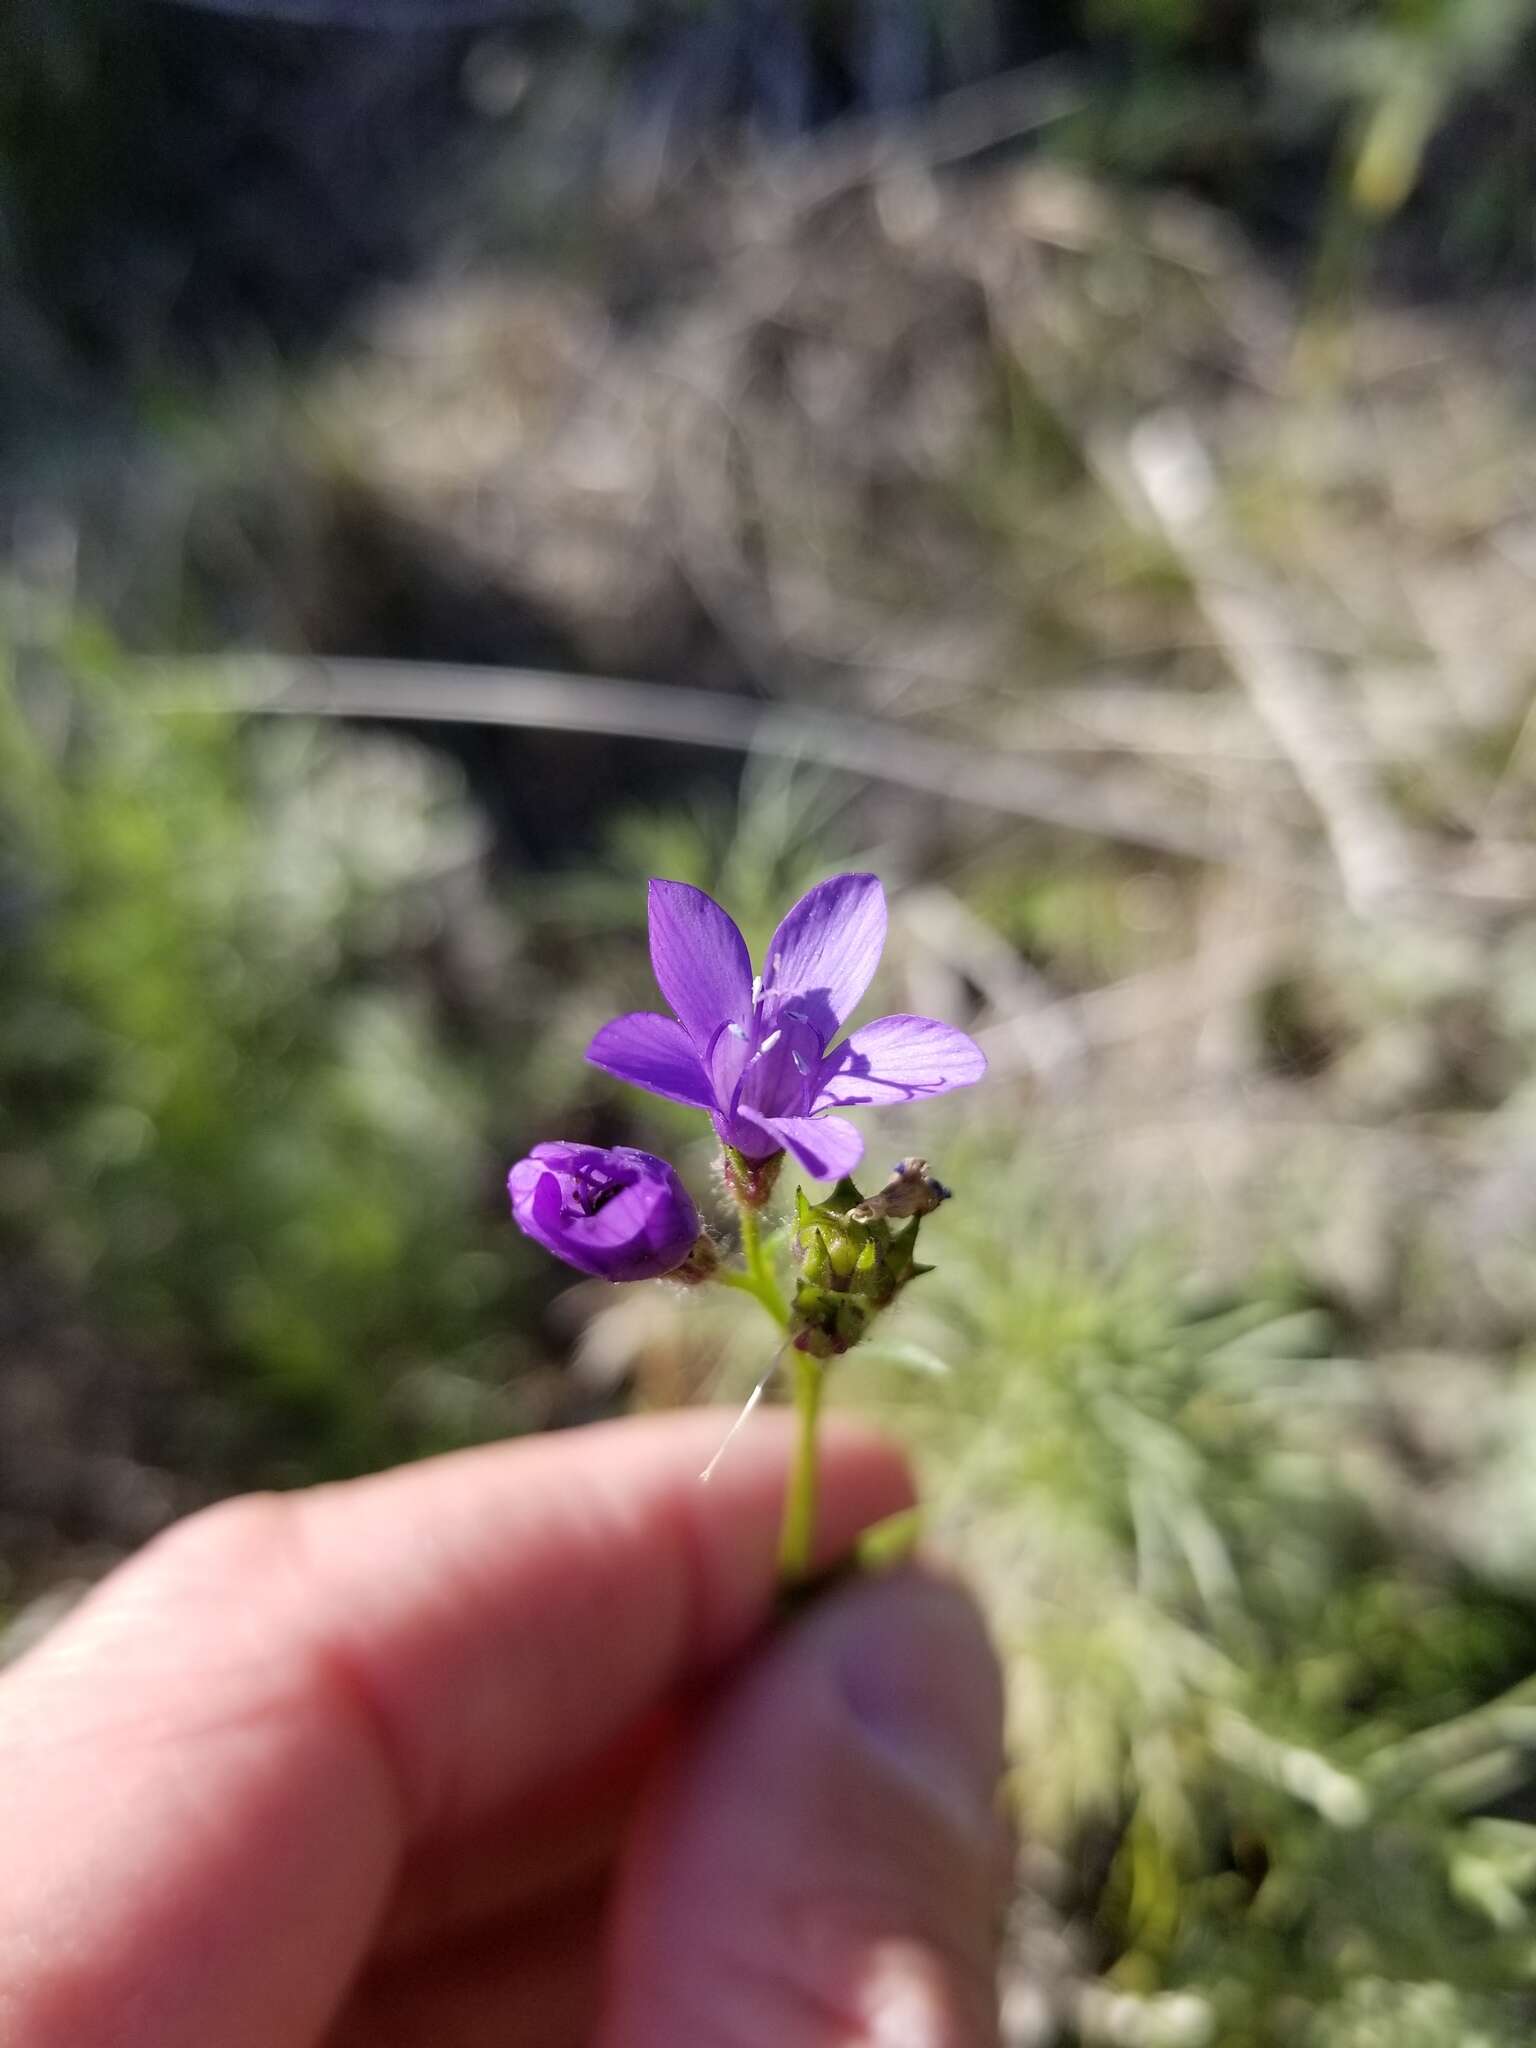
top-left (832, 1576), bottom-right (1005, 1848)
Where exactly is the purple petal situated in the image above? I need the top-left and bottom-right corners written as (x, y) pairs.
top-left (761, 872), bottom-right (887, 1040)
top-left (587, 1012), bottom-right (714, 1109)
top-left (762, 1113), bottom-right (865, 1181)
top-left (572, 1179), bottom-right (693, 1278)
top-left (648, 879), bottom-right (754, 1054)
top-left (705, 1018), bottom-right (755, 1120)
top-left (711, 1107), bottom-right (783, 1162)
top-left (527, 1162), bottom-right (565, 1231)
top-left (815, 1015), bottom-right (987, 1109)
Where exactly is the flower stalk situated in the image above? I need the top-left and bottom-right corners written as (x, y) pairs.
top-left (507, 871), bottom-right (986, 1587)
top-left (778, 1349), bottom-right (824, 1581)
top-left (724, 1177), bottom-right (791, 1327)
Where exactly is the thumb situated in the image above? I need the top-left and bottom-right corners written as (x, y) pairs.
top-left (599, 1570), bottom-right (1008, 2048)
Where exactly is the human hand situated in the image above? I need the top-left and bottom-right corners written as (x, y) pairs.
top-left (0, 1414), bottom-right (1007, 2046)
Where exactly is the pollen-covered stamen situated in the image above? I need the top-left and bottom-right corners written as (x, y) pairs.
top-left (736, 1012), bottom-right (824, 1122)
top-left (707, 1015), bottom-right (759, 1124)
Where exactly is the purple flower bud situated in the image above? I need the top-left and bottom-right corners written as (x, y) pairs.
top-left (508, 1141), bottom-right (701, 1283)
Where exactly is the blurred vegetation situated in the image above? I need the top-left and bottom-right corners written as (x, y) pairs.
top-left (857, 1195), bottom-right (1536, 2043)
top-left (8, 0), bottom-right (1536, 382)
top-left (5, 1), bottom-right (1536, 2042)
top-left (0, 602), bottom-right (531, 1491)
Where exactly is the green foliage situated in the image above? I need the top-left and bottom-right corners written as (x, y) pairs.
top-left (0, 602), bottom-right (530, 1474)
top-left (1061, 0), bottom-right (1536, 286)
top-left (835, 1149), bottom-right (1536, 2041)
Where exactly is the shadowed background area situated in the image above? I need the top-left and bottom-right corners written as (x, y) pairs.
top-left (5, 2), bottom-right (1536, 2041)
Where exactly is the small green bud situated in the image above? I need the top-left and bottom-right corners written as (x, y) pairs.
top-left (801, 1226), bottom-right (832, 1287)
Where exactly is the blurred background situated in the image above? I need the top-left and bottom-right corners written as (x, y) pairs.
top-left (4, 0), bottom-right (1536, 2038)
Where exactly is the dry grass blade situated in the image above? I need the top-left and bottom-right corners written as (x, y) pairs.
top-left (754, 60), bottom-right (1087, 215)
top-left (1119, 415), bottom-right (1421, 917)
top-left (143, 653), bottom-right (1288, 872)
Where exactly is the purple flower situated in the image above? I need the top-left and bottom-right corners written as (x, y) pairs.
top-left (586, 873), bottom-right (987, 1181)
top-left (509, 1141), bottom-right (701, 1281)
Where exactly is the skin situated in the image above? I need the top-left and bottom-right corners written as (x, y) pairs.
top-left (0, 1412), bottom-right (1008, 2048)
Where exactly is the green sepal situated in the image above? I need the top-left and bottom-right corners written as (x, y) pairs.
top-left (800, 1225), bottom-right (832, 1287)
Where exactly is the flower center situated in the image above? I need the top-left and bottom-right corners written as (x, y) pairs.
top-left (571, 1161), bottom-right (634, 1217)
top-left (719, 1006), bottom-right (824, 1124)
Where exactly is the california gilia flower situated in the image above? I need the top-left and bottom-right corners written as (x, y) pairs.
top-left (586, 873), bottom-right (985, 1182)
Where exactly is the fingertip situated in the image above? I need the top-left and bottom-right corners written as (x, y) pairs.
top-left (808, 1568), bottom-right (1006, 1847)
top-left (600, 1564), bottom-right (1007, 2047)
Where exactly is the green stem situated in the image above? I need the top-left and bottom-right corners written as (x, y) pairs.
top-left (778, 1349), bottom-right (824, 1582)
top-left (718, 1149), bottom-right (816, 1580)
top-left (732, 1199), bottom-right (789, 1328)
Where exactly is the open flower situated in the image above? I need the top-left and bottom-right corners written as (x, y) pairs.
top-left (586, 873), bottom-right (986, 1181)
top-left (508, 1141), bottom-right (701, 1281)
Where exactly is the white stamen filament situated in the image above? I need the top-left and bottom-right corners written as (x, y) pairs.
top-left (700, 1346), bottom-right (786, 1482)
top-left (792, 1052), bottom-right (809, 1074)
top-left (760, 1029), bottom-right (781, 1054)
top-left (751, 975), bottom-right (763, 1003)
top-left (727, 1022), bottom-right (749, 1041)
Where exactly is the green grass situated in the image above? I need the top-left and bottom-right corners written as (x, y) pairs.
top-left (829, 1144), bottom-right (1536, 2042)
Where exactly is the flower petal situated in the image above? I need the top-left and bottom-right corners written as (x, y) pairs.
top-left (761, 872), bottom-right (887, 1040)
top-left (705, 1018), bottom-right (756, 1120)
top-left (814, 1015), bottom-right (988, 1109)
top-left (573, 1179), bottom-right (698, 1281)
top-left (528, 1163), bottom-right (564, 1232)
top-left (762, 1113), bottom-right (865, 1181)
top-left (587, 1012), bottom-right (714, 1109)
top-left (648, 879), bottom-right (754, 1053)
top-left (711, 1107), bottom-right (782, 1163)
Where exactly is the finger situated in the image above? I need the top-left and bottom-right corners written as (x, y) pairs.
top-left (0, 1412), bottom-right (912, 2048)
top-left (375, 1706), bottom-right (680, 1961)
top-left (599, 1570), bottom-right (1008, 2048)
top-left (329, 1883), bottom-right (607, 2048)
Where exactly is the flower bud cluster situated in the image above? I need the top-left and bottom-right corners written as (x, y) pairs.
top-left (787, 1174), bottom-right (934, 1359)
